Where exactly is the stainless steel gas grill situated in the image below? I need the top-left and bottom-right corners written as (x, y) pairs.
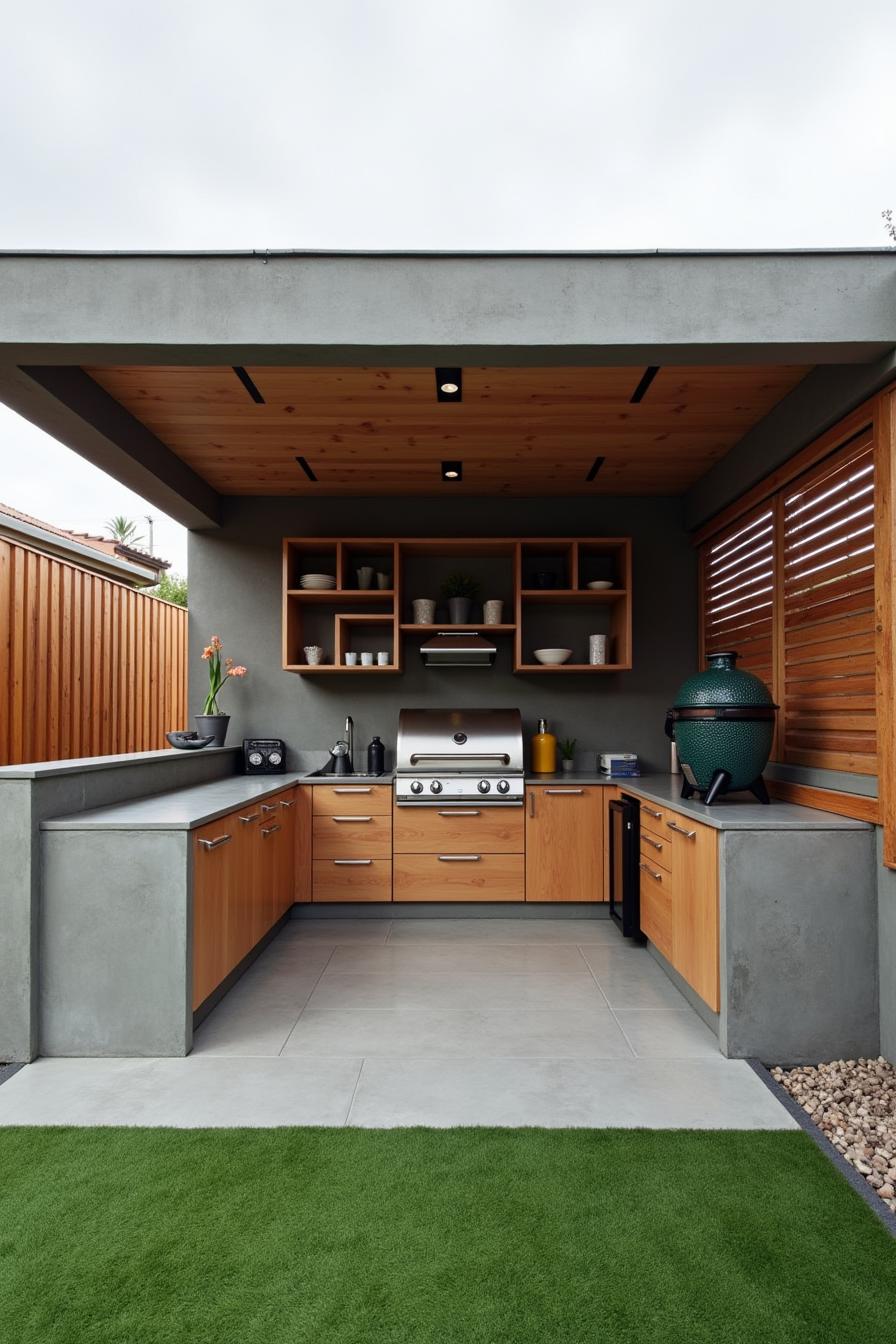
top-left (395, 708), bottom-right (525, 806)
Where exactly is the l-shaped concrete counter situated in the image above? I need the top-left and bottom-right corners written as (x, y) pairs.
top-left (0, 747), bottom-right (878, 1063)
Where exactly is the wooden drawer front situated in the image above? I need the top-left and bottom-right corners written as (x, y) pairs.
top-left (313, 813), bottom-right (392, 859)
top-left (637, 800), bottom-right (667, 831)
top-left (393, 805), bottom-right (524, 854)
top-left (312, 858), bottom-right (392, 902)
top-left (639, 825), bottom-right (672, 873)
top-left (312, 784), bottom-right (392, 816)
top-left (393, 853), bottom-right (525, 902)
top-left (639, 863), bottom-right (672, 960)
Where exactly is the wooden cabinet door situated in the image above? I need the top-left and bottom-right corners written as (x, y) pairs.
top-left (525, 787), bottom-right (603, 902)
top-left (666, 815), bottom-right (720, 1011)
top-left (276, 791), bottom-right (297, 918)
top-left (294, 785), bottom-right (312, 905)
top-left (192, 816), bottom-right (236, 1010)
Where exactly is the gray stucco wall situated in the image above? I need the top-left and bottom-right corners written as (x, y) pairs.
top-left (187, 495), bottom-right (696, 772)
top-left (878, 831), bottom-right (896, 1062)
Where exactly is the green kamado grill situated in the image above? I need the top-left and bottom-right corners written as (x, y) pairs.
top-left (665, 651), bottom-right (778, 806)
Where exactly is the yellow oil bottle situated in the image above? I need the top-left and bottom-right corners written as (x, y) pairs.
top-left (531, 717), bottom-right (557, 774)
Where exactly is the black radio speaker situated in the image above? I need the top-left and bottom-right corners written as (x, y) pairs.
top-left (243, 738), bottom-right (286, 774)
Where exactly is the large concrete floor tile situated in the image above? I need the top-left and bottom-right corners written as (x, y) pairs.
top-left (347, 1058), bottom-right (797, 1129)
top-left (282, 1006), bottom-right (634, 1059)
top-left (285, 919), bottom-right (392, 944)
top-left (615, 1010), bottom-right (722, 1059)
top-left (327, 943), bottom-right (589, 973)
top-left (386, 918), bottom-right (614, 944)
top-left (306, 969), bottom-right (607, 1013)
top-left (586, 958), bottom-right (692, 1011)
top-left (191, 1000), bottom-right (303, 1057)
top-left (0, 1057), bottom-right (363, 1127)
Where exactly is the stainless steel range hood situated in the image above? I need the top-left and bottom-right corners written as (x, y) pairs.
top-left (419, 631), bottom-right (497, 667)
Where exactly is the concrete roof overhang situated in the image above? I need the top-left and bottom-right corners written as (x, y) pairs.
top-left (0, 250), bottom-right (894, 529)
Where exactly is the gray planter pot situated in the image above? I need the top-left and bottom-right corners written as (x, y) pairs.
top-left (448, 596), bottom-right (473, 624)
top-left (195, 714), bottom-right (230, 747)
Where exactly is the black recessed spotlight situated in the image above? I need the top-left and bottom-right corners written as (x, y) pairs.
top-left (435, 368), bottom-right (463, 401)
top-left (442, 461), bottom-right (463, 482)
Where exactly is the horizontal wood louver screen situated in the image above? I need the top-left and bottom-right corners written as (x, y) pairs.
top-left (781, 434), bottom-right (876, 774)
top-left (702, 506), bottom-right (775, 690)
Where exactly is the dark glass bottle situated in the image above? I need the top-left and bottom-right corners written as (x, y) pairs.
top-left (367, 736), bottom-right (385, 775)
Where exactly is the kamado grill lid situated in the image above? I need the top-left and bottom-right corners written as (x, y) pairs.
top-left (668, 650), bottom-right (777, 721)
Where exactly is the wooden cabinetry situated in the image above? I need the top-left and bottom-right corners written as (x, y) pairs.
top-left (393, 797), bottom-right (525, 902)
top-left (311, 783), bottom-right (393, 901)
top-left (525, 786), bottom-right (604, 902)
top-left (636, 799), bottom-right (719, 1011)
top-left (192, 785), bottom-right (300, 1010)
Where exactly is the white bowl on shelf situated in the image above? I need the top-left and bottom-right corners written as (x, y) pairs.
top-left (586, 580), bottom-right (614, 590)
top-left (299, 574), bottom-right (337, 589)
top-left (533, 648), bottom-right (573, 665)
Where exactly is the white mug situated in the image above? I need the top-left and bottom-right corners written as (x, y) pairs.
top-left (377, 650), bottom-right (390, 665)
top-left (360, 651), bottom-right (374, 666)
top-left (345, 651), bottom-right (358, 666)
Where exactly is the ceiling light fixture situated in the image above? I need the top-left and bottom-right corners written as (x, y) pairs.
top-left (442, 461), bottom-right (463, 481)
top-left (435, 368), bottom-right (463, 402)
top-left (232, 366), bottom-right (265, 403)
top-left (629, 366), bottom-right (659, 403)
top-left (585, 456), bottom-right (605, 482)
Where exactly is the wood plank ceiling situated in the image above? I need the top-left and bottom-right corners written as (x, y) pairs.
top-left (84, 364), bottom-right (811, 496)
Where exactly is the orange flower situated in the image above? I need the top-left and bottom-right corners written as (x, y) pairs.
top-left (209, 635), bottom-right (223, 652)
top-left (229, 665), bottom-right (248, 678)
top-left (201, 645), bottom-right (214, 660)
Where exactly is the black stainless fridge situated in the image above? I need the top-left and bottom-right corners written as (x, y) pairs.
top-left (608, 793), bottom-right (644, 939)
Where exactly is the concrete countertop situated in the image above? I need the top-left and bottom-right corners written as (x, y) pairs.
top-left (41, 773), bottom-right (309, 832)
top-left (0, 745), bottom-right (240, 781)
top-left (41, 764), bottom-right (870, 833)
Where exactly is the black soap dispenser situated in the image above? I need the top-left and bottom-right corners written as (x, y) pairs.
top-left (367, 736), bottom-right (385, 775)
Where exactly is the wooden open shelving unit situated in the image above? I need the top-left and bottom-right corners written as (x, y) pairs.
top-left (282, 537), bottom-right (632, 674)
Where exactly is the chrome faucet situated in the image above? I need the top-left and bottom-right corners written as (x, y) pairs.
top-left (344, 715), bottom-right (354, 771)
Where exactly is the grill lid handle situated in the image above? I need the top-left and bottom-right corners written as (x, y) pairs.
top-left (408, 752), bottom-right (511, 765)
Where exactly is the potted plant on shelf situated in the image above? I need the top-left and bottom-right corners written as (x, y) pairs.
top-left (559, 738), bottom-right (577, 773)
top-left (441, 573), bottom-right (481, 624)
top-left (196, 635), bottom-right (247, 746)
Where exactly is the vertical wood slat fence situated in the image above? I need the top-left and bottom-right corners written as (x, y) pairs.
top-left (0, 537), bottom-right (187, 766)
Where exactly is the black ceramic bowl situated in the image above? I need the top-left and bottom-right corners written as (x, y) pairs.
top-left (166, 730), bottom-right (216, 751)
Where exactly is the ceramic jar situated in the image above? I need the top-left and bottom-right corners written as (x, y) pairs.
top-left (412, 598), bottom-right (436, 624)
top-left (588, 634), bottom-right (608, 665)
top-left (483, 599), bottom-right (504, 625)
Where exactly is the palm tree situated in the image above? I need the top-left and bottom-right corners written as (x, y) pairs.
top-left (105, 515), bottom-right (145, 548)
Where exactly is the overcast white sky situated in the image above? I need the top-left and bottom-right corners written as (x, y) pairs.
top-left (1, 0), bottom-right (894, 574)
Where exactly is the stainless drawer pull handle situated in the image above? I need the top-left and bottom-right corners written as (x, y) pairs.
top-left (261, 824), bottom-right (281, 837)
top-left (333, 815), bottom-right (372, 822)
top-left (438, 854), bottom-right (482, 862)
top-left (545, 788), bottom-right (584, 795)
top-left (642, 806), bottom-right (662, 819)
top-left (334, 858), bottom-right (373, 865)
top-left (199, 834), bottom-right (231, 850)
top-left (238, 812), bottom-right (259, 824)
top-left (280, 799), bottom-right (295, 809)
top-left (334, 787), bottom-right (372, 793)
top-left (667, 821), bottom-right (697, 839)
top-left (642, 835), bottom-right (663, 851)
top-left (638, 861), bottom-right (662, 881)
top-left (261, 803), bottom-right (279, 814)
top-left (437, 809), bottom-right (481, 817)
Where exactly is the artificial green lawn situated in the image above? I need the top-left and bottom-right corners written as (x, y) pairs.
top-left (1, 1128), bottom-right (893, 1344)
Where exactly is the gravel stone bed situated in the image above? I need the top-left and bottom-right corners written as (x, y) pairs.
top-left (772, 1057), bottom-right (896, 1212)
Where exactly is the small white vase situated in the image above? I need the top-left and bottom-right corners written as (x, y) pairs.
top-left (483, 599), bottom-right (504, 625)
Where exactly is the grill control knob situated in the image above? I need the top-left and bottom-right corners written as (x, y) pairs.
top-left (430, 780), bottom-right (443, 794)
top-left (268, 750), bottom-right (283, 767)
top-left (410, 780), bottom-right (424, 795)
top-left (496, 779), bottom-right (510, 794)
top-left (478, 779), bottom-right (491, 794)
top-left (248, 751), bottom-right (263, 767)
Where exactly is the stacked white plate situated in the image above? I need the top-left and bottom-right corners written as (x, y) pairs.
top-left (299, 573), bottom-right (337, 590)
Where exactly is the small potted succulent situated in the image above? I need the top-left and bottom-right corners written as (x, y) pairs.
top-left (196, 635), bottom-right (247, 746)
top-left (559, 737), bottom-right (577, 773)
top-left (441, 572), bottom-right (481, 624)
